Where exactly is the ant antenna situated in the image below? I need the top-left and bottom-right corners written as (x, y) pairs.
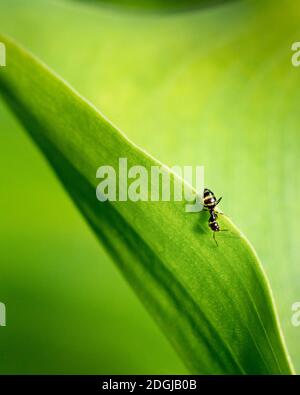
top-left (213, 232), bottom-right (218, 247)
top-left (213, 229), bottom-right (229, 247)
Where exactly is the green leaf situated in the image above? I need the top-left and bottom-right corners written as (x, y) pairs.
top-left (0, 34), bottom-right (294, 374)
top-left (69, 0), bottom-right (234, 12)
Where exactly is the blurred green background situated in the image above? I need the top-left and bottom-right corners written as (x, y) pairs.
top-left (0, 0), bottom-right (300, 374)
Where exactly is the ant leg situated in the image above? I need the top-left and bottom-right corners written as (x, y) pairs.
top-left (219, 229), bottom-right (228, 232)
top-left (216, 197), bottom-right (222, 206)
top-left (213, 232), bottom-right (218, 247)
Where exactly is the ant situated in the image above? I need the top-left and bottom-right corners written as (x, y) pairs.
top-left (203, 188), bottom-right (227, 246)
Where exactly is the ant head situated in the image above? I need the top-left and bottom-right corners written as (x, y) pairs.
top-left (210, 222), bottom-right (220, 232)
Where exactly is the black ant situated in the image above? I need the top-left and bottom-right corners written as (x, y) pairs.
top-left (203, 188), bottom-right (227, 246)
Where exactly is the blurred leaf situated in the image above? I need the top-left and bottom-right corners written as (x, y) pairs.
top-left (70, 0), bottom-right (235, 13)
top-left (0, 34), bottom-right (294, 374)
